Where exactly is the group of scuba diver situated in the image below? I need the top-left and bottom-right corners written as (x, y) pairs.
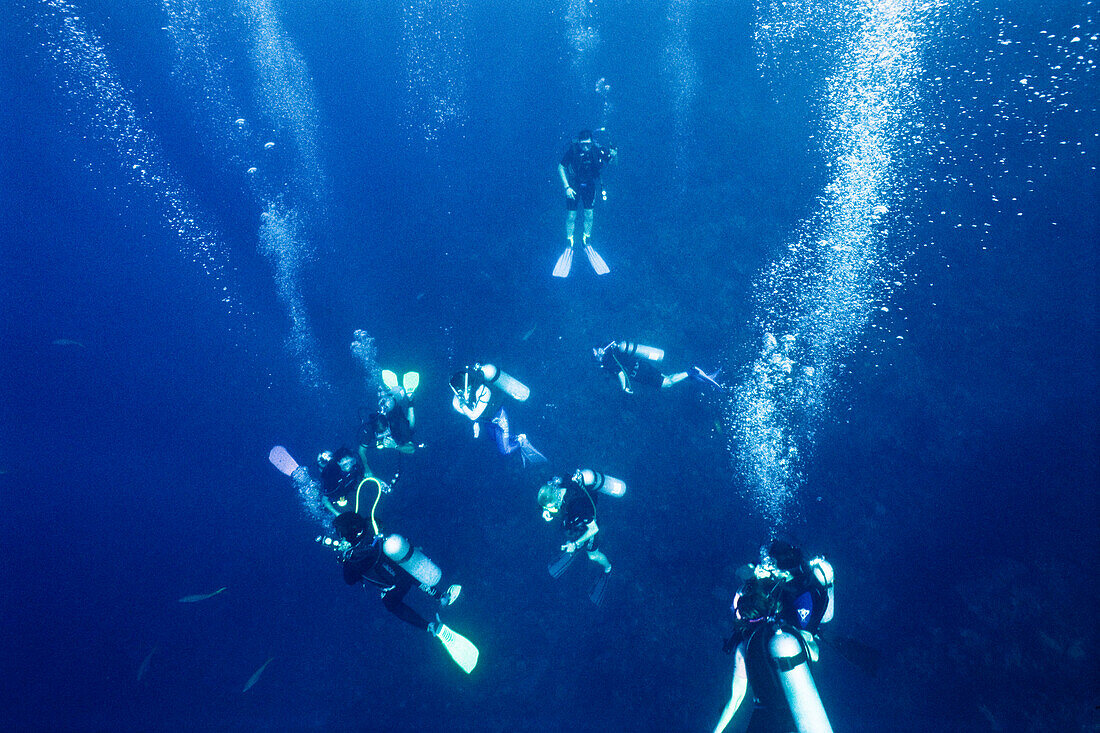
top-left (263, 128), bottom-right (849, 731)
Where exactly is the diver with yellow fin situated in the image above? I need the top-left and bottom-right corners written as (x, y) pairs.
top-left (268, 446), bottom-right (479, 674)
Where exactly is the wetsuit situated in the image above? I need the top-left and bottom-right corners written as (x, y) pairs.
top-left (320, 451), bottom-right (365, 508)
top-left (561, 141), bottom-right (614, 211)
top-left (560, 481), bottom-right (599, 550)
top-left (341, 536), bottom-right (431, 631)
top-left (600, 349), bottom-right (663, 391)
top-left (372, 399), bottom-right (414, 449)
top-left (776, 561), bottom-right (830, 635)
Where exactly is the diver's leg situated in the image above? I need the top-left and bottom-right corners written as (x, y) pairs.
top-left (661, 372), bottom-right (690, 388)
top-left (582, 207), bottom-right (594, 243)
top-left (565, 209), bottom-right (577, 244)
top-left (381, 579), bottom-right (430, 631)
top-left (586, 549), bottom-right (612, 573)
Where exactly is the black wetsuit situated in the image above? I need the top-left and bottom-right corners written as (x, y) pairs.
top-left (341, 537), bottom-right (430, 631)
top-left (320, 452), bottom-right (365, 504)
top-left (560, 481), bottom-right (599, 550)
top-left (776, 562), bottom-right (830, 635)
top-left (561, 141), bottom-right (614, 210)
top-left (600, 349), bottom-right (663, 391)
top-left (372, 399), bottom-right (414, 448)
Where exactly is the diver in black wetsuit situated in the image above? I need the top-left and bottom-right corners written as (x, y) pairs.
top-left (713, 543), bottom-right (836, 733)
top-left (538, 469), bottom-right (627, 605)
top-left (316, 446), bottom-right (377, 517)
top-left (327, 511), bottom-right (480, 674)
top-left (592, 340), bottom-right (723, 395)
top-left (552, 129), bottom-right (617, 277)
top-left (333, 512), bottom-right (459, 630)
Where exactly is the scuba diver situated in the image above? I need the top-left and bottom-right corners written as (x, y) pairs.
top-left (490, 407), bottom-right (547, 467)
top-left (366, 369), bottom-right (420, 454)
top-left (593, 340), bottom-right (724, 395)
top-left (713, 541), bottom-right (836, 733)
top-left (537, 469), bottom-right (627, 606)
top-left (268, 446), bottom-right (479, 674)
top-left (553, 128), bottom-right (617, 278)
top-left (449, 363), bottom-right (530, 438)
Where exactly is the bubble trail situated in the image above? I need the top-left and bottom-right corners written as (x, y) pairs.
top-left (161, 0), bottom-right (333, 391)
top-left (564, 0), bottom-right (600, 84)
top-left (662, 0), bottom-right (698, 184)
top-left (401, 0), bottom-right (469, 144)
top-left (730, 0), bottom-right (935, 528)
top-left (31, 0), bottom-right (244, 316)
top-left (258, 202), bottom-right (329, 393)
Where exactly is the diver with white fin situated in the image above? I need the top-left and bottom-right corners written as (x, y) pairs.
top-left (449, 363), bottom-right (530, 438)
top-left (490, 407), bottom-right (547, 466)
top-left (539, 469), bottom-right (626, 606)
top-left (553, 128), bottom-right (617, 277)
top-left (593, 340), bottom-right (725, 395)
top-left (713, 541), bottom-right (836, 733)
top-left (366, 369), bottom-right (420, 454)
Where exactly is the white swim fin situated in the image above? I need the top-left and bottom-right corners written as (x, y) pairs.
top-left (402, 371), bottom-right (419, 398)
top-left (433, 623), bottom-right (479, 674)
top-left (584, 244), bottom-right (610, 275)
top-left (381, 369), bottom-right (400, 392)
top-left (553, 246), bottom-right (574, 278)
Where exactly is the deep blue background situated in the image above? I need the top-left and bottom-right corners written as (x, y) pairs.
top-left (1, 0), bottom-right (1097, 730)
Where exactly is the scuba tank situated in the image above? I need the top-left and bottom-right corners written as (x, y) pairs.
top-left (382, 534), bottom-right (443, 588)
top-left (573, 469), bottom-right (626, 498)
top-left (768, 628), bottom-right (834, 733)
top-left (808, 556), bottom-right (835, 623)
top-left (477, 363), bottom-right (530, 402)
top-left (615, 341), bottom-right (664, 363)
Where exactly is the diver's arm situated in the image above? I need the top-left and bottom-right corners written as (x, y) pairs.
top-left (357, 445), bottom-right (375, 478)
top-left (406, 405), bottom-right (415, 430)
top-left (714, 644), bottom-right (749, 733)
top-left (321, 496), bottom-right (340, 517)
top-left (564, 520), bottom-right (599, 551)
top-left (558, 163), bottom-right (571, 190)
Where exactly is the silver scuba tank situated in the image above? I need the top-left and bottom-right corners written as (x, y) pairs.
top-left (573, 469), bottom-right (626, 498)
top-left (768, 628), bottom-right (834, 733)
top-left (478, 363), bottom-right (530, 401)
top-left (382, 534), bottom-right (443, 588)
top-left (615, 341), bottom-right (664, 363)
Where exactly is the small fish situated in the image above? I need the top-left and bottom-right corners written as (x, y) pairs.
top-left (52, 339), bottom-right (85, 348)
top-left (137, 645), bottom-right (157, 682)
top-left (520, 325), bottom-right (536, 341)
top-left (178, 586), bottom-right (227, 603)
top-left (243, 657), bottom-right (275, 692)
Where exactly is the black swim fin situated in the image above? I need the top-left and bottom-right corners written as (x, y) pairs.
top-left (588, 573), bottom-right (610, 606)
top-left (548, 552), bottom-right (578, 579)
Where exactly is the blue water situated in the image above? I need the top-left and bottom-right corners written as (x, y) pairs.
top-left (1, 0), bottom-right (1097, 730)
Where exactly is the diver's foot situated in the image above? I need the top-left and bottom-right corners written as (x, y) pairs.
top-left (440, 584), bottom-right (462, 607)
top-left (604, 565), bottom-right (612, 574)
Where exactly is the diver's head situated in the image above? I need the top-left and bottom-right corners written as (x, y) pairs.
top-left (577, 129), bottom-right (593, 142)
top-left (379, 394), bottom-right (396, 414)
top-left (538, 478), bottom-right (566, 521)
top-left (767, 540), bottom-right (804, 571)
top-left (332, 511), bottom-right (369, 545)
top-left (317, 450), bottom-right (334, 470)
top-left (734, 585), bottom-right (771, 623)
